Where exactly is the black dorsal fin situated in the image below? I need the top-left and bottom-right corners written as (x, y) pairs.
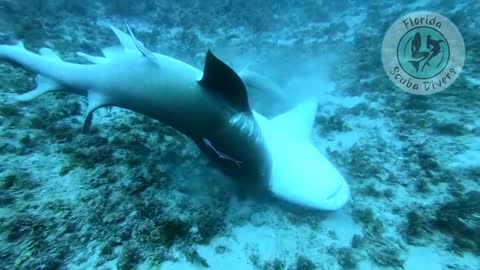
top-left (198, 50), bottom-right (250, 112)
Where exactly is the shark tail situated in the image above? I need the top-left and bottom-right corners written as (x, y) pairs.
top-left (408, 59), bottom-right (421, 72)
top-left (0, 42), bottom-right (106, 134)
top-left (0, 43), bottom-right (65, 102)
top-left (16, 74), bottom-right (62, 102)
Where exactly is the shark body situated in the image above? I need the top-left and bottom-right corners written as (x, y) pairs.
top-left (0, 25), bottom-right (350, 210)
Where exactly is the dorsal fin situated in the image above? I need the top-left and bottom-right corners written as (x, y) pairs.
top-left (198, 50), bottom-right (250, 112)
top-left (271, 99), bottom-right (318, 139)
top-left (125, 22), bottom-right (159, 65)
top-left (101, 46), bottom-right (124, 59)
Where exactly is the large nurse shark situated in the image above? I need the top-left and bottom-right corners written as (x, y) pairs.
top-left (0, 25), bottom-right (350, 210)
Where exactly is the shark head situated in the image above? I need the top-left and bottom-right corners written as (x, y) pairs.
top-left (253, 100), bottom-right (350, 211)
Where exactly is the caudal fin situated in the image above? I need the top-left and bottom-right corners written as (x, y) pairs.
top-left (0, 44), bottom-right (65, 101)
top-left (16, 75), bottom-right (61, 102)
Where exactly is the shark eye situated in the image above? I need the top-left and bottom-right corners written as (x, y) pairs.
top-left (228, 113), bottom-right (243, 125)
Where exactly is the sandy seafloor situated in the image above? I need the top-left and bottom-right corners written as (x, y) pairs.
top-left (0, 0), bottom-right (479, 269)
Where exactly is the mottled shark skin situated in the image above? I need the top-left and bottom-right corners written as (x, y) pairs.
top-left (0, 25), bottom-right (350, 210)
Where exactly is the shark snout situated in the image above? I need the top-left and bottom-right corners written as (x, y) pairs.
top-left (318, 177), bottom-right (350, 210)
top-left (326, 183), bottom-right (342, 200)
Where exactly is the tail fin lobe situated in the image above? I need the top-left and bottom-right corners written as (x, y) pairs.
top-left (16, 75), bottom-right (61, 102)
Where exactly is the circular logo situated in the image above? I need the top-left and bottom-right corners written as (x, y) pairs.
top-left (382, 11), bottom-right (465, 95)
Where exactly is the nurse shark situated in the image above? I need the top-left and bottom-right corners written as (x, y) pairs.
top-left (0, 25), bottom-right (350, 210)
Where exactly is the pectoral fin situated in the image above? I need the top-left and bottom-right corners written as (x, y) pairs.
top-left (270, 99), bottom-right (318, 140)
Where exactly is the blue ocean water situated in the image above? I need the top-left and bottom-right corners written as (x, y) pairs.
top-left (0, 0), bottom-right (478, 269)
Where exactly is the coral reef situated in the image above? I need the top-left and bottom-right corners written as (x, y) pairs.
top-left (434, 192), bottom-right (480, 254)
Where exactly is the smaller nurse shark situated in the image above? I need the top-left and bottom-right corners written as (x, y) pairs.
top-left (0, 25), bottom-right (350, 210)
